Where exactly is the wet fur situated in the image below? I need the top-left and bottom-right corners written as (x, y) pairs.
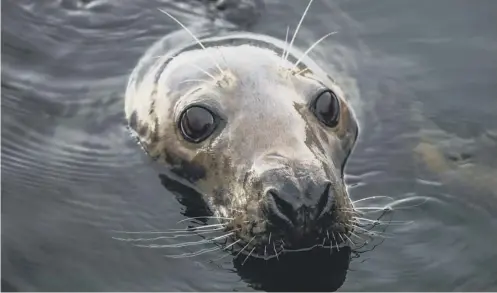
top-left (125, 30), bottom-right (359, 258)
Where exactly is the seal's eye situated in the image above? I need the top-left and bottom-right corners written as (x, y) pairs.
top-left (312, 90), bottom-right (340, 127)
top-left (179, 106), bottom-right (216, 143)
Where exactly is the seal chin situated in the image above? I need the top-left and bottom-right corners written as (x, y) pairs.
top-left (218, 172), bottom-right (355, 260)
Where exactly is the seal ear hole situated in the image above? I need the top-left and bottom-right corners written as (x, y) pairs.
top-left (179, 106), bottom-right (218, 143)
top-left (311, 90), bottom-right (340, 128)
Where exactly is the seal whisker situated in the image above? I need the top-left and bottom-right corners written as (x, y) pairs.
top-left (382, 221), bottom-right (414, 226)
top-left (242, 246), bottom-right (257, 265)
top-left (352, 217), bottom-right (381, 225)
top-left (349, 221), bottom-right (375, 229)
top-left (235, 236), bottom-right (256, 259)
top-left (348, 206), bottom-right (391, 211)
top-left (353, 217), bottom-right (412, 226)
top-left (336, 207), bottom-right (363, 213)
top-left (133, 232), bottom-right (234, 249)
top-left (291, 31), bottom-right (337, 72)
top-left (210, 239), bottom-right (243, 263)
top-left (163, 245), bottom-right (221, 259)
top-left (343, 233), bottom-right (355, 247)
top-left (294, 67), bottom-right (310, 76)
top-left (169, 223), bottom-right (227, 230)
top-left (112, 228), bottom-right (227, 242)
top-left (185, 63), bottom-right (218, 81)
top-left (354, 230), bottom-right (392, 240)
top-left (332, 233), bottom-right (339, 251)
top-left (352, 219), bottom-right (378, 229)
top-left (352, 195), bottom-right (396, 204)
top-left (349, 229), bottom-right (366, 239)
top-left (380, 196), bottom-right (431, 211)
top-left (178, 79), bottom-right (210, 84)
top-left (273, 242), bottom-right (280, 260)
top-left (166, 227), bottom-right (226, 233)
top-left (223, 239), bottom-right (242, 251)
top-left (157, 8), bottom-right (224, 75)
top-left (351, 225), bottom-right (388, 237)
top-left (284, 0), bottom-right (314, 62)
top-left (215, 47), bottom-right (229, 68)
top-left (282, 242), bottom-right (346, 254)
top-left (367, 231), bottom-right (393, 238)
top-left (161, 228), bottom-right (225, 234)
top-left (110, 229), bottom-right (221, 235)
top-left (177, 216), bottom-right (234, 224)
top-left (280, 25), bottom-right (290, 65)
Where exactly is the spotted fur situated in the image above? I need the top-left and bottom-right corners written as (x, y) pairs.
top-left (125, 31), bottom-right (359, 259)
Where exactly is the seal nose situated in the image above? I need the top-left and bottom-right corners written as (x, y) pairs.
top-left (266, 182), bottom-right (332, 229)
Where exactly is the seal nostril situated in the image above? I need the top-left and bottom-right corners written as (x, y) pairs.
top-left (267, 190), bottom-right (295, 228)
top-left (316, 183), bottom-right (332, 219)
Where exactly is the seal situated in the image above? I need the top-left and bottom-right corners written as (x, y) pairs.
top-left (124, 0), bottom-right (359, 260)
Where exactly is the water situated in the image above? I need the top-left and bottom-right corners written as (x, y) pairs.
top-left (2, 0), bottom-right (497, 291)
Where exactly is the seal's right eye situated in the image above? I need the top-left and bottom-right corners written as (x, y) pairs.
top-left (179, 106), bottom-right (216, 143)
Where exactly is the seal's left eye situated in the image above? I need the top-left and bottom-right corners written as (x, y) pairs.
top-left (179, 106), bottom-right (216, 143)
top-left (311, 90), bottom-right (340, 128)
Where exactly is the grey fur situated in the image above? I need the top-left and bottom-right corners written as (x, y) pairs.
top-left (125, 30), bottom-right (359, 259)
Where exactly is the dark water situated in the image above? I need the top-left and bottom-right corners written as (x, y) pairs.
top-left (2, 0), bottom-right (497, 291)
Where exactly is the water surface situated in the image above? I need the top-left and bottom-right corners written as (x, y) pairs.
top-left (2, 0), bottom-right (497, 291)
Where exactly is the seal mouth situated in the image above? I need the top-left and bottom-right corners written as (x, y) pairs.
top-left (225, 227), bottom-right (353, 261)
top-left (222, 200), bottom-right (355, 261)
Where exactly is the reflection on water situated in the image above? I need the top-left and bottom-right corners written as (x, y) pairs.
top-left (2, 0), bottom-right (497, 291)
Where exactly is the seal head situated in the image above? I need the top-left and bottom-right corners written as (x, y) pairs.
top-left (125, 39), bottom-right (358, 259)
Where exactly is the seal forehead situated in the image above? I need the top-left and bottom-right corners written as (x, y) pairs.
top-left (164, 45), bottom-right (298, 90)
top-left (163, 45), bottom-right (317, 114)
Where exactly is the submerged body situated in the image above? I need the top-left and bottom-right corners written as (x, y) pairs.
top-left (125, 13), bottom-right (359, 259)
